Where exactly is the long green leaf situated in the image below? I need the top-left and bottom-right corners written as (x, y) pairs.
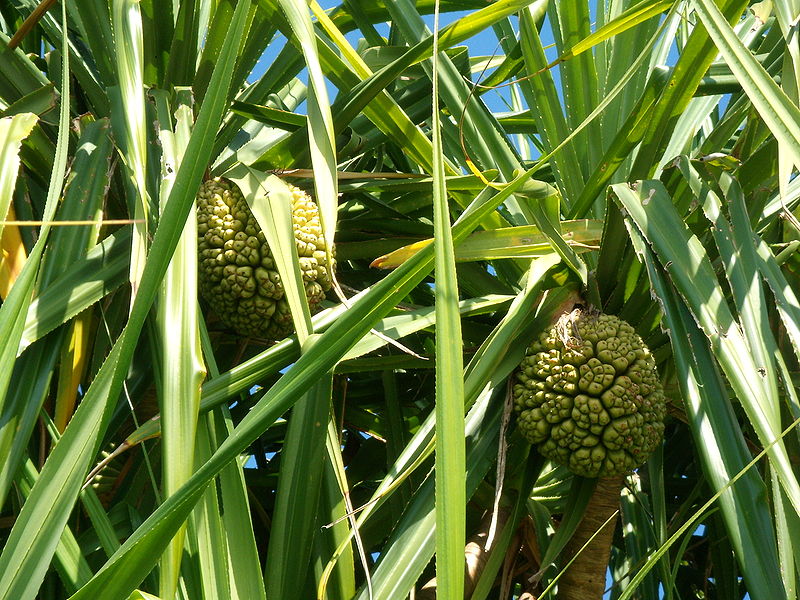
top-left (518, 7), bottom-right (584, 203)
top-left (278, 0), bottom-right (337, 261)
top-left (629, 0), bottom-right (749, 177)
top-left (314, 444), bottom-right (357, 600)
top-left (557, 0), bottom-right (673, 62)
top-left (321, 259), bottom-right (565, 597)
top-left (625, 212), bottom-right (785, 598)
top-left (67, 164), bottom-right (547, 600)
top-left (153, 89), bottom-right (204, 598)
top-left (17, 460), bottom-right (94, 593)
top-left (355, 385), bottom-right (502, 600)
top-left (431, 4), bottom-right (465, 596)
top-left (1, 118), bottom-right (113, 510)
top-left (198, 319), bottom-right (266, 600)
top-left (0, 340), bottom-right (58, 507)
top-left (612, 180), bottom-right (800, 516)
top-left (184, 417), bottom-right (231, 600)
top-left (691, 0), bottom-right (800, 169)
top-left (551, 2), bottom-right (601, 176)
top-left (0, 2), bottom-right (251, 597)
top-left (112, 0), bottom-right (151, 294)
top-left (214, 408), bottom-right (267, 600)
top-left (20, 227), bottom-right (130, 353)
top-left (264, 367), bottom-right (333, 598)
top-left (0, 2), bottom-right (71, 526)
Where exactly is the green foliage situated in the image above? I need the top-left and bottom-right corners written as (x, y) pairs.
top-left (0, 1), bottom-right (798, 599)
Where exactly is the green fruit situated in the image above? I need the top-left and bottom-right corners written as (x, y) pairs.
top-left (513, 309), bottom-right (666, 478)
top-left (196, 178), bottom-right (333, 340)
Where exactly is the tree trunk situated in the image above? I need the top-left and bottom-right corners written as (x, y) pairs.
top-left (557, 475), bottom-right (624, 600)
top-left (417, 508), bottom-right (514, 599)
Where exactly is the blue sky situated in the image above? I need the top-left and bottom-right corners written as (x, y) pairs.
top-left (247, 1), bottom-right (560, 118)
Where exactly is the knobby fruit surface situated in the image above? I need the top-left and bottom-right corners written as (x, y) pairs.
top-left (513, 309), bottom-right (666, 478)
top-left (196, 178), bottom-right (333, 340)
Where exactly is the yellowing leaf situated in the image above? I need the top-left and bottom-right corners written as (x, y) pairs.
top-left (371, 220), bottom-right (602, 269)
top-left (0, 112), bottom-right (37, 298)
top-left (0, 204), bottom-right (28, 299)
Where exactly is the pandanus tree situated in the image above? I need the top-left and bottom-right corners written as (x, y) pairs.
top-left (0, 0), bottom-right (799, 598)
